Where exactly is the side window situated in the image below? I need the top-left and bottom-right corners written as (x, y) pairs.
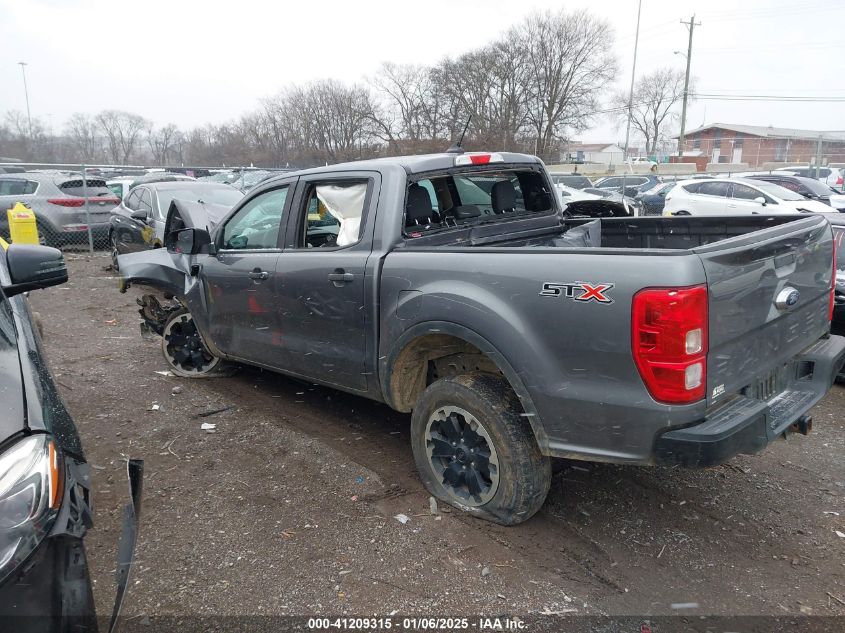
top-left (24, 181), bottom-right (38, 194)
top-left (683, 182), bottom-right (702, 194)
top-left (601, 177), bottom-right (620, 188)
top-left (138, 188), bottom-right (153, 213)
top-left (778, 180), bottom-right (800, 192)
top-left (221, 186), bottom-right (288, 250)
top-left (296, 180), bottom-right (368, 249)
top-left (698, 182), bottom-right (730, 197)
top-left (731, 184), bottom-right (761, 200)
top-left (125, 190), bottom-right (141, 210)
top-left (0, 179), bottom-right (29, 196)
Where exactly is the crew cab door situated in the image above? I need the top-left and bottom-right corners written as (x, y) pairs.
top-left (199, 182), bottom-right (293, 364)
top-left (273, 172), bottom-right (379, 391)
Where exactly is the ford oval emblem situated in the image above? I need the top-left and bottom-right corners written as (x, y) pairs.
top-left (775, 287), bottom-right (800, 311)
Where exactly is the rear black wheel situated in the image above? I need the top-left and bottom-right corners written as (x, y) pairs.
top-left (109, 231), bottom-right (120, 271)
top-left (411, 372), bottom-right (551, 525)
top-left (161, 309), bottom-right (223, 378)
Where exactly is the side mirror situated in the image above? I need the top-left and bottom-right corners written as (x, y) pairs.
top-left (753, 196), bottom-right (767, 206)
top-left (166, 227), bottom-right (211, 255)
top-left (130, 209), bottom-right (148, 221)
top-left (2, 244), bottom-right (68, 297)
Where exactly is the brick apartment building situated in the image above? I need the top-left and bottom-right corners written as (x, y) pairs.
top-left (676, 123), bottom-right (845, 168)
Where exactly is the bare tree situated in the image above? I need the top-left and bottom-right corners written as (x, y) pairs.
top-left (64, 113), bottom-right (103, 162)
top-left (612, 68), bottom-right (690, 155)
top-left (147, 123), bottom-right (182, 165)
top-left (95, 110), bottom-right (148, 164)
top-left (514, 9), bottom-right (617, 159)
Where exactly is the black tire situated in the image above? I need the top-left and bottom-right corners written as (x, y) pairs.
top-left (109, 230), bottom-right (122, 271)
top-left (161, 308), bottom-right (226, 378)
top-left (673, 210), bottom-right (691, 216)
top-left (410, 372), bottom-right (551, 525)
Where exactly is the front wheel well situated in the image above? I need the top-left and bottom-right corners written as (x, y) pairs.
top-left (388, 333), bottom-right (504, 412)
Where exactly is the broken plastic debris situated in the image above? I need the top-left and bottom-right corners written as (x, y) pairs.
top-left (355, 475), bottom-right (365, 484)
top-left (481, 566), bottom-right (491, 578)
top-left (147, 404), bottom-right (160, 412)
top-left (671, 602), bottom-right (700, 610)
top-left (836, 531), bottom-right (845, 538)
top-left (154, 370), bottom-right (174, 377)
top-left (200, 422), bottom-right (217, 432)
top-left (394, 513), bottom-right (410, 525)
top-left (429, 496), bottom-right (439, 515)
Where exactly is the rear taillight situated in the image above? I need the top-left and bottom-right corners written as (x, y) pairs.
top-left (830, 233), bottom-right (837, 322)
top-left (48, 198), bottom-right (85, 207)
top-left (632, 285), bottom-right (708, 404)
top-left (836, 176), bottom-right (843, 185)
top-left (47, 197), bottom-right (120, 207)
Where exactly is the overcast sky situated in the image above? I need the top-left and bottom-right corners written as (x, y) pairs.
top-left (1, 0), bottom-right (843, 146)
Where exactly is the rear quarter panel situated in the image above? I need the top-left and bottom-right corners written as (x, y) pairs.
top-left (379, 247), bottom-right (708, 462)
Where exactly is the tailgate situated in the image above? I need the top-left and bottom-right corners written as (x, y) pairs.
top-left (695, 215), bottom-right (834, 407)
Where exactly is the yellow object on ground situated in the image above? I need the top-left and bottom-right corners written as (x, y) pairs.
top-left (6, 203), bottom-right (40, 245)
top-left (0, 236), bottom-right (8, 250)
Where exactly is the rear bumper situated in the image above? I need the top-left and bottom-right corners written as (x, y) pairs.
top-left (655, 334), bottom-right (845, 467)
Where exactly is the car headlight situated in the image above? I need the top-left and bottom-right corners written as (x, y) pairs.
top-left (0, 434), bottom-right (63, 584)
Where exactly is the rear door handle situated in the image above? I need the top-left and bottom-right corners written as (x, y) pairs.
top-left (328, 269), bottom-right (354, 284)
top-left (249, 268), bottom-right (269, 281)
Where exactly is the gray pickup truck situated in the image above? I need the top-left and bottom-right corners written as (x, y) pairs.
top-left (117, 151), bottom-right (845, 525)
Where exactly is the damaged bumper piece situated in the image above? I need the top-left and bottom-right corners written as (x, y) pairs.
top-left (0, 457), bottom-right (143, 633)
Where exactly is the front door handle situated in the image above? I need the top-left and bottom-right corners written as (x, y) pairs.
top-left (249, 268), bottom-right (269, 281)
top-left (328, 269), bottom-right (354, 284)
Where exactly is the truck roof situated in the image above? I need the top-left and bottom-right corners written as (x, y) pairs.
top-left (268, 152), bottom-right (543, 181)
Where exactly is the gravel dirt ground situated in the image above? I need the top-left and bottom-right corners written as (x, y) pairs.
top-left (26, 254), bottom-right (845, 623)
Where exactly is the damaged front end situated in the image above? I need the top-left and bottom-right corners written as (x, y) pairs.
top-left (118, 199), bottom-right (220, 336)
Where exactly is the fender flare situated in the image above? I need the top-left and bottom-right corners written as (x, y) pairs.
top-left (380, 320), bottom-right (549, 449)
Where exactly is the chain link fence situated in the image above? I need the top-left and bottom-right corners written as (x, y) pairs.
top-left (0, 162), bottom-right (283, 252)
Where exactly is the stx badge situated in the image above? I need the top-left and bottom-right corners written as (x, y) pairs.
top-left (539, 281), bottom-right (615, 303)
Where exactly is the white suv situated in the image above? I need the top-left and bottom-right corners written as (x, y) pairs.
top-left (663, 178), bottom-right (831, 216)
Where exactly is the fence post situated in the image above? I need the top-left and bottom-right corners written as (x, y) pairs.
top-left (81, 163), bottom-right (94, 253)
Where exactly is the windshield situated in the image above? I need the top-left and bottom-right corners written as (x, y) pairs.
top-left (157, 186), bottom-right (243, 210)
top-left (404, 168), bottom-right (554, 237)
top-left (800, 178), bottom-right (836, 197)
top-left (751, 182), bottom-right (806, 201)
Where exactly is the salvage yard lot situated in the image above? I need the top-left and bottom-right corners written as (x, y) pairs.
top-left (30, 254), bottom-right (845, 619)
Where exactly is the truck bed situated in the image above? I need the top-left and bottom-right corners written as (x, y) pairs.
top-left (483, 215), bottom-right (813, 251)
top-left (385, 212), bottom-right (836, 461)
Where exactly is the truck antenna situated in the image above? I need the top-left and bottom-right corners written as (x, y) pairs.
top-left (446, 115), bottom-right (472, 154)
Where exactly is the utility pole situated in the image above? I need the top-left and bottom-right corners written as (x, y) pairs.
top-left (814, 135), bottom-right (823, 179)
top-left (18, 62), bottom-right (33, 139)
top-left (677, 16), bottom-right (700, 158)
top-left (621, 0), bottom-right (643, 215)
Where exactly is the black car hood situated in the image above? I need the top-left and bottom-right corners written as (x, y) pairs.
top-left (0, 307), bottom-right (25, 443)
top-left (1, 295), bottom-right (85, 457)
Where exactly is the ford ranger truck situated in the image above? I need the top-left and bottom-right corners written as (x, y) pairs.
top-left (116, 151), bottom-right (845, 525)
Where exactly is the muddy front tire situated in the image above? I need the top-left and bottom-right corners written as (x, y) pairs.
top-left (161, 309), bottom-right (225, 378)
top-left (410, 372), bottom-right (551, 525)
